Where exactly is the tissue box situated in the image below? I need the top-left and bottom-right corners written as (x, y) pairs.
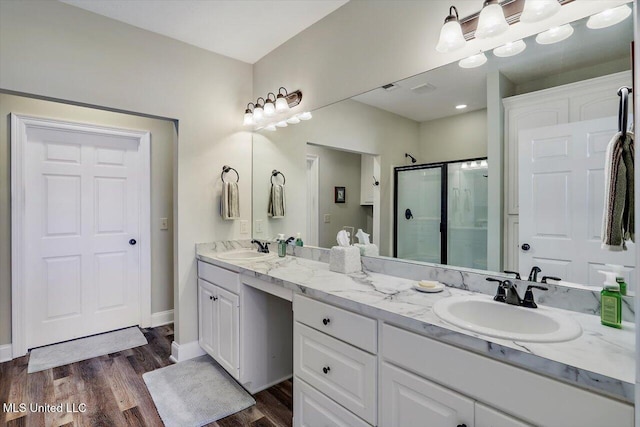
top-left (354, 243), bottom-right (379, 257)
top-left (330, 246), bottom-right (361, 274)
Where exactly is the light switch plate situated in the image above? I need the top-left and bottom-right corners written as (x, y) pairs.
top-left (256, 219), bottom-right (264, 233)
top-left (324, 214), bottom-right (331, 223)
top-left (160, 218), bottom-right (169, 230)
top-left (240, 220), bottom-right (249, 234)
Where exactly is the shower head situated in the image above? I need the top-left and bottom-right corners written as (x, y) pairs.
top-left (405, 153), bottom-right (417, 163)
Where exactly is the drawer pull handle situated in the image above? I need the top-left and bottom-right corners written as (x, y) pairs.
top-left (322, 366), bottom-right (331, 374)
top-left (322, 317), bottom-right (330, 325)
top-left (457, 424), bottom-right (467, 427)
top-left (210, 296), bottom-right (218, 301)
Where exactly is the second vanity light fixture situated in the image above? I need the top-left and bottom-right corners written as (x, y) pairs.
top-left (243, 87), bottom-right (312, 130)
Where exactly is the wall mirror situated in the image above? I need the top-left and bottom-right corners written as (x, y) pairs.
top-left (252, 9), bottom-right (635, 292)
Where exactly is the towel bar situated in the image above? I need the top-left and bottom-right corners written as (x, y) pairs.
top-left (271, 170), bottom-right (286, 185)
top-left (221, 165), bottom-right (239, 183)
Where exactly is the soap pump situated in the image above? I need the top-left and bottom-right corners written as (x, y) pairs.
top-left (276, 234), bottom-right (286, 258)
top-left (605, 264), bottom-right (627, 296)
top-left (599, 271), bottom-right (622, 329)
top-left (295, 232), bottom-right (304, 247)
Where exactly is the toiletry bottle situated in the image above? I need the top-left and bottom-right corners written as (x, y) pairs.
top-left (276, 234), bottom-right (286, 258)
top-left (295, 232), bottom-right (304, 247)
top-left (607, 264), bottom-right (627, 296)
top-left (599, 271), bottom-right (622, 329)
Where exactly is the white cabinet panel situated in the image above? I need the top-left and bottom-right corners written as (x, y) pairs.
top-left (198, 279), bottom-right (217, 357)
top-left (294, 294), bottom-right (377, 353)
top-left (381, 362), bottom-right (474, 427)
top-left (294, 322), bottom-right (377, 424)
top-left (198, 261), bottom-right (240, 294)
top-left (294, 377), bottom-right (371, 427)
top-left (475, 403), bottom-right (531, 427)
top-left (216, 286), bottom-right (240, 378)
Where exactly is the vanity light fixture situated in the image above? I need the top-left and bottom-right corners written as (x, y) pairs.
top-left (493, 39), bottom-right (526, 57)
top-left (586, 4), bottom-right (631, 30)
top-left (264, 93), bottom-right (276, 117)
top-left (436, 6), bottom-right (466, 53)
top-left (253, 97), bottom-right (265, 123)
top-left (456, 104), bottom-right (468, 109)
top-left (276, 120), bottom-right (288, 128)
top-left (275, 87), bottom-right (291, 113)
top-left (520, 0), bottom-right (561, 23)
top-left (458, 52), bottom-right (487, 68)
top-left (299, 112), bottom-right (313, 120)
top-left (286, 115), bottom-right (301, 125)
top-left (243, 103), bottom-right (254, 126)
top-left (535, 23), bottom-right (573, 45)
top-left (475, 0), bottom-right (509, 39)
top-left (265, 124), bottom-right (277, 131)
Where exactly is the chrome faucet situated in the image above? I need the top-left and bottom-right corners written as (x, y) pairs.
top-left (251, 239), bottom-right (271, 253)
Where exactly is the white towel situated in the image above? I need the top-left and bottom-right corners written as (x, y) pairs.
top-left (221, 182), bottom-right (240, 220)
top-left (268, 184), bottom-right (285, 218)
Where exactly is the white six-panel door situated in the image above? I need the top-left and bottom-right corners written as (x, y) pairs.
top-left (519, 116), bottom-right (635, 288)
top-left (11, 114), bottom-right (151, 354)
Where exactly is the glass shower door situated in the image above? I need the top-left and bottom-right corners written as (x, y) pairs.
top-left (447, 160), bottom-right (488, 270)
top-left (396, 166), bottom-right (442, 263)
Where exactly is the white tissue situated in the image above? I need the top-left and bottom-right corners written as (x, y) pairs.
top-left (336, 230), bottom-right (351, 247)
top-left (355, 229), bottom-right (370, 245)
top-left (330, 246), bottom-right (361, 274)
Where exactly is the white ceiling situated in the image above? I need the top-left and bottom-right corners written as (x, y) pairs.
top-left (353, 16), bottom-right (632, 123)
top-left (59, 0), bottom-right (348, 64)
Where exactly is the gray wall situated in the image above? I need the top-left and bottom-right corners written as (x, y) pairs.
top-left (0, 94), bottom-right (176, 344)
top-left (418, 109), bottom-right (488, 164)
top-left (0, 0), bottom-right (252, 347)
top-left (307, 145), bottom-right (370, 248)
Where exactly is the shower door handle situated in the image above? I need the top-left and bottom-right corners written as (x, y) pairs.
top-left (405, 208), bottom-right (413, 220)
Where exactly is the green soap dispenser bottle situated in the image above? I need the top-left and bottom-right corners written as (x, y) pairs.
top-left (295, 232), bottom-right (304, 247)
top-left (599, 271), bottom-right (622, 329)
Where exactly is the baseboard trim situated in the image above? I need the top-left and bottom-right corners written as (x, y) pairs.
top-left (0, 344), bottom-right (13, 363)
top-left (170, 340), bottom-right (206, 363)
top-left (150, 309), bottom-right (174, 327)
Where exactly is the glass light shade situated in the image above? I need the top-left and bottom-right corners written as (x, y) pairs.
top-left (455, 104), bottom-right (467, 109)
top-left (461, 163), bottom-right (469, 169)
top-left (265, 124), bottom-right (277, 131)
top-left (587, 5), bottom-right (631, 30)
top-left (253, 105), bottom-right (264, 123)
top-left (475, 3), bottom-right (509, 39)
top-left (276, 121), bottom-right (288, 128)
top-left (493, 39), bottom-right (526, 57)
top-left (298, 112), bottom-right (312, 120)
top-left (264, 100), bottom-right (276, 117)
top-left (436, 20), bottom-right (466, 53)
top-left (480, 160), bottom-right (488, 168)
top-left (275, 95), bottom-right (289, 112)
top-left (286, 115), bottom-right (301, 124)
top-left (243, 111), bottom-right (253, 126)
top-left (458, 52), bottom-right (487, 69)
top-left (535, 24), bottom-right (573, 45)
top-left (520, 0), bottom-right (561, 23)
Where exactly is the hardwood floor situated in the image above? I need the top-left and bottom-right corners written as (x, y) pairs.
top-left (0, 325), bottom-right (293, 427)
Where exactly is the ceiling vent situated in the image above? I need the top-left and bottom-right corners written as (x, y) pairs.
top-left (411, 83), bottom-right (437, 94)
top-left (381, 83), bottom-right (401, 91)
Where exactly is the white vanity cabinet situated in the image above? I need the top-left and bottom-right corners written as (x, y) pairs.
top-left (293, 294), bottom-right (378, 427)
top-left (475, 403), bottom-right (532, 427)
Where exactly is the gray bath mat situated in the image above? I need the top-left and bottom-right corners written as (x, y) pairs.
top-left (28, 326), bottom-right (147, 373)
top-left (143, 355), bottom-right (255, 427)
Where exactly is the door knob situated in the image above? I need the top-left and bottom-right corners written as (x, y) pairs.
top-left (129, 239), bottom-right (137, 246)
top-left (322, 318), bottom-right (330, 325)
top-left (521, 243), bottom-right (530, 251)
top-left (405, 208), bottom-right (414, 220)
top-left (322, 366), bottom-right (331, 374)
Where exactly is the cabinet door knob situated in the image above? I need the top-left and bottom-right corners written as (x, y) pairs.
top-left (456, 424), bottom-right (467, 427)
top-left (322, 366), bottom-right (331, 374)
top-left (322, 317), bottom-right (330, 325)
top-left (210, 296), bottom-right (218, 301)
top-left (209, 295), bottom-right (214, 300)
top-left (521, 243), bottom-right (531, 251)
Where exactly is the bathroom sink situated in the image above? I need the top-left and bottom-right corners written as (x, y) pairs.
top-left (433, 295), bottom-right (582, 343)
top-left (216, 250), bottom-right (277, 261)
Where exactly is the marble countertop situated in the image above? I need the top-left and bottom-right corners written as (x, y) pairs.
top-left (196, 243), bottom-right (635, 403)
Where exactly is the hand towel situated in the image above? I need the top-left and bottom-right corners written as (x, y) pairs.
top-left (268, 184), bottom-right (286, 218)
top-left (602, 131), bottom-right (634, 250)
top-left (221, 182), bottom-right (240, 220)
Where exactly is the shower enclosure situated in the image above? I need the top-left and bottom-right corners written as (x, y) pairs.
top-left (394, 158), bottom-right (488, 270)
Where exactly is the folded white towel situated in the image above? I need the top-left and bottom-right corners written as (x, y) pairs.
top-left (268, 184), bottom-right (286, 218)
top-left (221, 182), bottom-right (240, 220)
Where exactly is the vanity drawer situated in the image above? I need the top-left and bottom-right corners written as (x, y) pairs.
top-left (197, 261), bottom-right (239, 294)
top-left (293, 377), bottom-right (371, 427)
top-left (293, 294), bottom-right (377, 353)
top-left (294, 322), bottom-right (377, 425)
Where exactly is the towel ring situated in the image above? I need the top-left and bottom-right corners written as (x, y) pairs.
top-left (617, 86), bottom-right (633, 138)
top-left (271, 170), bottom-right (286, 185)
top-left (221, 165), bottom-right (239, 183)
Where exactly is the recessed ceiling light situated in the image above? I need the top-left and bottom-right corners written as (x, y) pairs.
top-left (456, 104), bottom-right (467, 109)
top-left (458, 52), bottom-right (487, 69)
top-left (587, 5), bottom-right (631, 29)
top-left (493, 40), bottom-right (526, 57)
top-left (535, 24), bottom-right (573, 45)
